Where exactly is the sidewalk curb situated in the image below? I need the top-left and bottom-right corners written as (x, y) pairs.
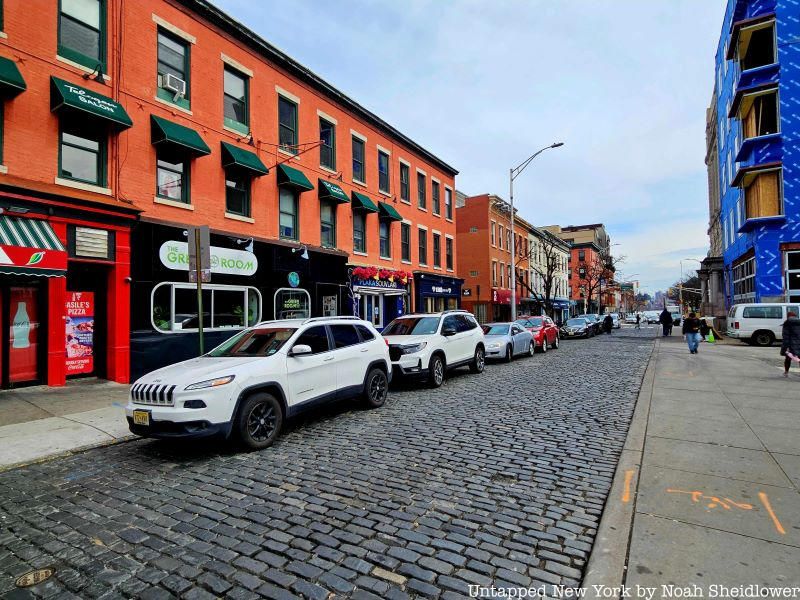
top-left (0, 434), bottom-right (139, 474)
top-left (581, 337), bottom-right (658, 597)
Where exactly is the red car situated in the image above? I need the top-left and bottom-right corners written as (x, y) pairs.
top-left (515, 316), bottom-right (560, 352)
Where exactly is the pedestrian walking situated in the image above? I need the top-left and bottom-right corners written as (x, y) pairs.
top-left (682, 312), bottom-right (702, 354)
top-left (635, 313), bottom-right (641, 329)
top-left (780, 311), bottom-right (800, 377)
top-left (659, 308), bottom-right (673, 337)
top-left (603, 314), bottom-right (613, 334)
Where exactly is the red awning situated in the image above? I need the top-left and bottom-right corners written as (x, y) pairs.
top-left (492, 288), bottom-right (512, 305)
top-left (0, 216), bottom-right (67, 277)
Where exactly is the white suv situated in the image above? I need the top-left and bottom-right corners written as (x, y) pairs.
top-left (125, 316), bottom-right (390, 449)
top-left (382, 310), bottom-right (486, 387)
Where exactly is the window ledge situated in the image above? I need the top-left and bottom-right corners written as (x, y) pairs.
top-left (352, 250), bottom-right (369, 257)
top-left (446, 218), bottom-right (454, 223)
top-left (320, 165), bottom-right (338, 175)
top-left (447, 269), bottom-right (454, 273)
top-left (352, 178), bottom-right (368, 188)
top-left (154, 95), bottom-right (192, 115)
top-left (0, 165), bottom-right (7, 175)
top-left (0, 32), bottom-right (7, 40)
top-left (399, 198), bottom-right (411, 205)
top-left (55, 55), bottom-right (111, 81)
top-left (154, 195), bottom-right (194, 210)
top-left (401, 259), bottom-right (412, 265)
top-left (379, 256), bottom-right (393, 262)
top-left (418, 206), bottom-right (428, 213)
top-left (55, 177), bottom-right (112, 195)
top-left (738, 214), bottom-right (785, 233)
top-left (419, 263), bottom-right (429, 268)
top-left (278, 148), bottom-right (300, 160)
top-left (433, 266), bottom-right (442, 271)
top-left (432, 212), bottom-right (441, 217)
top-left (379, 190), bottom-right (392, 197)
top-left (225, 212), bottom-right (254, 223)
top-left (223, 124), bottom-right (250, 137)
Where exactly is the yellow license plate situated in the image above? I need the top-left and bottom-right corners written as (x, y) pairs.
top-left (132, 410), bottom-right (150, 426)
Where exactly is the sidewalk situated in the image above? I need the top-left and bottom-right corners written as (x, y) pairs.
top-left (0, 379), bottom-right (132, 470)
top-left (585, 334), bottom-right (800, 595)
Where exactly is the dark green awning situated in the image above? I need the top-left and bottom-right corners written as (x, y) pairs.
top-left (151, 115), bottom-right (211, 156)
top-left (351, 191), bottom-right (378, 213)
top-left (318, 179), bottom-right (350, 204)
top-left (378, 201), bottom-right (403, 221)
top-left (221, 142), bottom-right (268, 176)
top-left (50, 77), bottom-right (132, 129)
top-left (0, 56), bottom-right (26, 97)
top-left (276, 164), bottom-right (314, 191)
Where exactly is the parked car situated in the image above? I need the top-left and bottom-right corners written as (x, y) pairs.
top-left (560, 317), bottom-right (594, 338)
top-left (644, 311), bottom-right (660, 324)
top-left (576, 314), bottom-right (601, 335)
top-left (625, 313), bottom-right (638, 324)
top-left (482, 322), bottom-right (534, 361)
top-left (727, 302), bottom-right (799, 346)
top-left (515, 315), bottom-right (560, 352)
top-left (126, 317), bottom-right (391, 449)
top-left (383, 310), bottom-right (485, 387)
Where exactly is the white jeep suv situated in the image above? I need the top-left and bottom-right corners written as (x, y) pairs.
top-left (382, 310), bottom-right (486, 387)
top-left (126, 316), bottom-right (390, 449)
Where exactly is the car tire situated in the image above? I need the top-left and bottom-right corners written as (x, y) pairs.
top-left (236, 392), bottom-right (283, 450)
top-left (363, 367), bottom-right (388, 408)
top-left (553, 335), bottom-right (559, 349)
top-left (469, 346), bottom-right (485, 374)
top-left (751, 331), bottom-right (775, 347)
top-left (527, 341), bottom-right (535, 357)
top-left (504, 344), bottom-right (513, 363)
top-left (428, 354), bottom-right (445, 388)
top-left (541, 338), bottom-right (548, 353)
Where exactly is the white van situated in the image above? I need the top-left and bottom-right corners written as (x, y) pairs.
top-left (726, 303), bottom-right (799, 346)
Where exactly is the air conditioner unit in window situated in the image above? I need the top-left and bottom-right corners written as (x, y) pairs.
top-left (161, 73), bottom-right (186, 101)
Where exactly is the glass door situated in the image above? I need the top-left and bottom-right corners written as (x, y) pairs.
top-left (361, 293), bottom-right (382, 328)
top-left (7, 286), bottom-right (41, 385)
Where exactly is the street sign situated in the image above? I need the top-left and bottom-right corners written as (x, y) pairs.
top-left (187, 225), bottom-right (211, 283)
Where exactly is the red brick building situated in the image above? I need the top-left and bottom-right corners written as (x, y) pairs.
top-left (0, 0), bottom-right (458, 385)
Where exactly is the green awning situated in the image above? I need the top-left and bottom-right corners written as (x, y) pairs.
top-left (351, 191), bottom-right (378, 213)
top-left (318, 179), bottom-right (350, 204)
top-left (50, 76), bottom-right (132, 129)
top-left (276, 164), bottom-right (314, 191)
top-left (220, 142), bottom-right (268, 176)
top-left (151, 115), bottom-right (210, 156)
top-left (0, 56), bottom-right (26, 97)
top-left (378, 202), bottom-right (403, 221)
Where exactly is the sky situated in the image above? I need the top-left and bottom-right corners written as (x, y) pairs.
top-left (216, 0), bottom-right (726, 294)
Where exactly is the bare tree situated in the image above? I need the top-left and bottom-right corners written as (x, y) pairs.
top-left (516, 231), bottom-right (566, 317)
top-left (577, 251), bottom-right (625, 313)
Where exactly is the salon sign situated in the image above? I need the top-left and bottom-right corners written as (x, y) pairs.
top-left (159, 241), bottom-right (258, 276)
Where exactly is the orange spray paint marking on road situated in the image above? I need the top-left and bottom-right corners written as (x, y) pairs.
top-left (758, 492), bottom-right (786, 535)
top-left (622, 470), bottom-right (635, 503)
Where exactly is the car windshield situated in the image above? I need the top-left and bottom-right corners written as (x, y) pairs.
top-left (566, 319), bottom-right (587, 327)
top-left (577, 315), bottom-right (594, 321)
top-left (482, 324), bottom-right (509, 335)
top-left (383, 316), bottom-right (440, 335)
top-left (207, 327), bottom-right (296, 357)
top-left (517, 318), bottom-right (543, 327)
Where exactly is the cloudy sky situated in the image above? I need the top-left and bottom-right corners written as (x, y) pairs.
top-left (216, 0), bottom-right (725, 293)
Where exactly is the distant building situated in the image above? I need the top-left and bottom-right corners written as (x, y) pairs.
top-left (701, 88), bottom-right (726, 319)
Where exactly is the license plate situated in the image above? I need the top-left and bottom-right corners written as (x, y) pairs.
top-left (132, 410), bottom-right (150, 426)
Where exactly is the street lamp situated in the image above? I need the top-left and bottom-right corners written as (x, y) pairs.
top-left (509, 142), bottom-right (564, 321)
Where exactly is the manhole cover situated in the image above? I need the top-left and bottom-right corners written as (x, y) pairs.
top-left (15, 568), bottom-right (55, 588)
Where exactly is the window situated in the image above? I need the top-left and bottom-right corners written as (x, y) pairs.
top-left (578, 250), bottom-right (585, 262)
top-left (320, 118), bottom-right (335, 170)
top-left (446, 237), bottom-right (453, 270)
top-left (432, 181), bottom-right (441, 215)
top-left (492, 262), bottom-right (497, 286)
top-left (208, 327), bottom-right (294, 357)
top-left (279, 187), bottom-right (298, 240)
top-left (59, 0), bottom-right (105, 70)
top-left (60, 124), bottom-right (106, 186)
top-left (379, 221), bottom-right (391, 258)
top-left (156, 149), bottom-right (188, 203)
top-left (445, 188), bottom-right (453, 219)
top-left (157, 30), bottom-right (190, 107)
top-left (320, 200), bottom-right (336, 248)
top-left (356, 324), bottom-right (375, 341)
top-left (787, 252), bottom-right (800, 303)
top-left (739, 23), bottom-right (776, 71)
top-left (400, 163), bottom-right (410, 202)
top-left (353, 212), bottom-right (366, 253)
top-left (417, 172), bottom-right (426, 209)
top-left (294, 325), bottom-right (329, 354)
top-left (491, 222), bottom-right (496, 246)
top-left (470, 270), bottom-right (478, 277)
top-left (278, 96), bottom-right (298, 153)
top-left (331, 324), bottom-right (361, 349)
top-left (275, 288), bottom-right (311, 319)
top-left (742, 92), bottom-right (778, 139)
top-left (378, 150), bottom-right (390, 193)
top-left (151, 282), bottom-right (261, 333)
top-left (744, 170), bottom-right (782, 220)
top-left (223, 67), bottom-right (248, 132)
top-left (500, 263), bottom-right (505, 288)
top-left (418, 228), bottom-right (427, 264)
top-left (401, 223), bottom-right (410, 261)
top-left (732, 256), bottom-right (756, 302)
top-left (225, 171), bottom-right (250, 216)
top-left (506, 230), bottom-right (511, 251)
top-left (742, 305), bottom-right (782, 319)
top-left (352, 136), bottom-right (365, 183)
top-left (498, 225), bottom-right (504, 249)
top-left (433, 233), bottom-right (441, 268)
top-left (507, 265), bottom-right (512, 289)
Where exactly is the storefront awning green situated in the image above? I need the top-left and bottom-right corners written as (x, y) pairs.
top-left (351, 191), bottom-right (378, 213)
top-left (220, 142), bottom-right (268, 176)
top-left (378, 201), bottom-right (403, 221)
top-left (50, 76), bottom-right (132, 129)
top-left (0, 56), bottom-right (26, 97)
top-left (151, 115), bottom-right (211, 156)
top-left (318, 179), bottom-right (350, 204)
top-left (276, 164), bottom-right (314, 191)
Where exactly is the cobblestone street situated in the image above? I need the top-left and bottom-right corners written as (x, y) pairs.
top-left (0, 329), bottom-right (654, 599)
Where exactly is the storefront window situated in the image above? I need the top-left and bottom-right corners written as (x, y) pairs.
top-left (321, 200), bottom-right (336, 248)
top-left (225, 171), bottom-right (250, 216)
top-left (353, 211), bottom-right (366, 253)
top-left (156, 149), bottom-right (188, 203)
top-left (274, 288), bottom-right (310, 320)
top-left (279, 187), bottom-right (298, 240)
top-left (151, 283), bottom-right (261, 333)
top-left (8, 286), bottom-right (40, 384)
top-left (60, 124), bottom-right (105, 185)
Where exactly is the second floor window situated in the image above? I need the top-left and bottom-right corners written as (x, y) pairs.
top-left (320, 118), bottom-right (335, 170)
top-left (417, 173), bottom-right (426, 209)
top-left (433, 233), bottom-right (441, 268)
top-left (492, 262), bottom-right (497, 286)
top-left (491, 222), bottom-right (496, 246)
top-left (156, 150), bottom-right (188, 204)
top-left (157, 30), bottom-right (190, 108)
top-left (378, 150), bottom-right (390, 193)
top-left (445, 188), bottom-right (453, 219)
top-left (432, 181), bottom-right (441, 215)
top-left (742, 92), bottom-right (778, 139)
top-left (353, 211), bottom-right (366, 253)
top-left (60, 124), bottom-right (106, 186)
top-left (352, 137), bottom-right (365, 183)
top-left (223, 67), bottom-right (248, 132)
top-left (59, 0), bottom-right (105, 71)
top-left (225, 172), bottom-right (250, 217)
top-left (418, 228), bottom-right (427, 264)
top-left (379, 221), bottom-right (391, 258)
top-left (401, 222), bottom-right (410, 261)
top-left (400, 163), bottom-right (410, 202)
top-left (744, 170), bottom-right (782, 220)
top-left (320, 200), bottom-right (336, 248)
top-left (278, 96), bottom-right (298, 153)
top-left (279, 187), bottom-right (298, 239)
top-left (446, 237), bottom-right (453, 270)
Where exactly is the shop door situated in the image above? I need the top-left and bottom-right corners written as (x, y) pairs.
top-left (4, 285), bottom-right (42, 386)
top-left (361, 294), bottom-right (382, 328)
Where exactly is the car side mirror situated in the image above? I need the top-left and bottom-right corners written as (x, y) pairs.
top-left (442, 327), bottom-right (457, 337)
top-left (289, 344), bottom-right (312, 357)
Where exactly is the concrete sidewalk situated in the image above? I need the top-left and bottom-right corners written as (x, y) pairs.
top-left (0, 379), bottom-right (132, 470)
top-left (586, 334), bottom-right (800, 596)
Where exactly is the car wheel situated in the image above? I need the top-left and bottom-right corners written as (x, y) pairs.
top-left (527, 341), bottom-right (535, 357)
top-left (363, 368), bottom-right (388, 408)
top-left (504, 344), bottom-right (513, 363)
top-left (541, 338), bottom-right (548, 353)
top-left (752, 331), bottom-right (775, 347)
top-left (553, 335), bottom-right (559, 349)
top-left (428, 354), bottom-right (445, 388)
top-left (469, 346), bottom-right (485, 374)
top-left (236, 392), bottom-right (283, 450)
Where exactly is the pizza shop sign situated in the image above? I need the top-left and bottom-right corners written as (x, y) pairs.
top-left (159, 241), bottom-right (258, 276)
